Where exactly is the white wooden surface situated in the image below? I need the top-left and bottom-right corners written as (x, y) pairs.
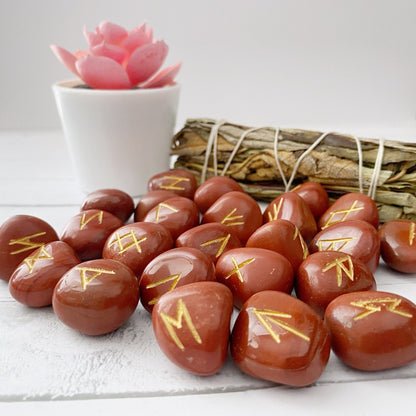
top-left (1, 129), bottom-right (416, 415)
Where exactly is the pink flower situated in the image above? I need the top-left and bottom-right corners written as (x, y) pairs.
top-left (51, 21), bottom-right (181, 89)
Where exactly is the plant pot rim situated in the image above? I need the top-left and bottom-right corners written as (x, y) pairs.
top-left (52, 79), bottom-right (180, 95)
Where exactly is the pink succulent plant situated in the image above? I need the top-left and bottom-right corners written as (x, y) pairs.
top-left (51, 21), bottom-right (181, 89)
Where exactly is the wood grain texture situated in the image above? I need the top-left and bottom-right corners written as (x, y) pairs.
top-left (1, 378), bottom-right (415, 416)
top-left (1, 281), bottom-right (415, 400)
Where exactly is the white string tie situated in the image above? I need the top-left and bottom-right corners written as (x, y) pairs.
top-left (273, 127), bottom-right (289, 191)
top-left (367, 138), bottom-right (385, 199)
top-left (284, 131), bottom-right (364, 194)
top-left (221, 127), bottom-right (289, 190)
top-left (202, 121), bottom-right (371, 198)
top-left (201, 119), bottom-right (227, 183)
top-left (221, 127), bottom-right (259, 176)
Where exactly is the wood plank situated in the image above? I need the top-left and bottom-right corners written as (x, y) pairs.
top-left (0, 301), bottom-right (271, 400)
top-left (0, 283), bottom-right (415, 400)
top-left (0, 374), bottom-right (415, 416)
top-left (0, 130), bottom-right (73, 178)
top-left (0, 178), bottom-right (83, 206)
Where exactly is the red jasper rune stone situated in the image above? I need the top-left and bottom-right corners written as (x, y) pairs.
top-left (60, 209), bottom-right (123, 261)
top-left (291, 181), bottom-right (329, 220)
top-left (194, 176), bottom-right (244, 214)
top-left (143, 196), bottom-right (199, 240)
top-left (134, 190), bottom-right (178, 222)
top-left (202, 191), bottom-right (262, 244)
top-left (81, 188), bottom-right (135, 223)
top-left (103, 222), bottom-right (173, 278)
top-left (378, 219), bottom-right (416, 273)
top-left (263, 192), bottom-right (317, 244)
top-left (9, 241), bottom-right (80, 307)
top-left (324, 291), bottom-right (416, 371)
top-left (0, 215), bottom-right (59, 282)
top-left (147, 169), bottom-right (197, 199)
top-left (246, 219), bottom-right (308, 271)
top-left (309, 219), bottom-right (380, 273)
top-left (140, 247), bottom-right (216, 313)
top-left (176, 222), bottom-right (242, 264)
top-left (216, 247), bottom-right (294, 309)
top-left (152, 281), bottom-right (233, 376)
top-left (318, 192), bottom-right (379, 230)
top-left (52, 259), bottom-right (139, 336)
top-left (231, 290), bottom-right (330, 387)
top-left (295, 251), bottom-right (376, 316)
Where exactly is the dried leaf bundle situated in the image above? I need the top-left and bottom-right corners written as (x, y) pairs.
top-left (172, 118), bottom-right (416, 223)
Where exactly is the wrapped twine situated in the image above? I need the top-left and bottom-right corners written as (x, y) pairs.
top-left (171, 118), bottom-right (416, 223)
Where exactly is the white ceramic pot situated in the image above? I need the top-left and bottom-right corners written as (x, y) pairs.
top-left (53, 80), bottom-right (180, 196)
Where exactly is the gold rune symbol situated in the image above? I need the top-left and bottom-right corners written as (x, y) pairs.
top-left (291, 184), bottom-right (302, 192)
top-left (250, 308), bottom-right (310, 344)
top-left (293, 226), bottom-right (308, 259)
top-left (267, 198), bottom-right (284, 222)
top-left (221, 208), bottom-right (244, 227)
top-left (146, 273), bottom-right (183, 305)
top-left (155, 202), bottom-right (178, 222)
top-left (159, 175), bottom-right (190, 191)
top-left (224, 257), bottom-right (255, 282)
top-left (351, 298), bottom-right (413, 321)
top-left (200, 234), bottom-right (231, 258)
top-left (79, 211), bottom-right (103, 230)
top-left (8, 232), bottom-right (47, 255)
top-left (160, 298), bottom-right (202, 351)
top-left (321, 200), bottom-right (364, 229)
top-left (24, 245), bottom-right (54, 273)
top-left (317, 237), bottom-right (356, 252)
top-left (322, 255), bottom-right (354, 287)
top-left (409, 222), bottom-right (415, 246)
top-left (75, 266), bottom-right (116, 290)
top-left (111, 230), bottom-right (147, 254)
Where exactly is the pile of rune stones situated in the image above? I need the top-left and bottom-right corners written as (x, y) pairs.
top-left (1, 169), bottom-right (416, 387)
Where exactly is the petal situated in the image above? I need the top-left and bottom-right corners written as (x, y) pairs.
top-left (50, 45), bottom-right (79, 76)
top-left (140, 62), bottom-right (182, 88)
top-left (98, 21), bottom-right (128, 45)
top-left (74, 49), bottom-right (89, 59)
top-left (83, 26), bottom-right (103, 48)
top-left (122, 23), bottom-right (150, 54)
top-left (126, 40), bottom-right (168, 85)
top-left (146, 25), bottom-right (153, 43)
top-left (75, 55), bottom-right (131, 89)
top-left (91, 42), bottom-right (127, 65)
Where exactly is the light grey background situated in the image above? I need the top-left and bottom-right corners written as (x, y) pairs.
top-left (1, 0), bottom-right (416, 130)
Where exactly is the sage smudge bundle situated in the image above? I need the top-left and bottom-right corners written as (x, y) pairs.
top-left (171, 118), bottom-right (416, 223)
